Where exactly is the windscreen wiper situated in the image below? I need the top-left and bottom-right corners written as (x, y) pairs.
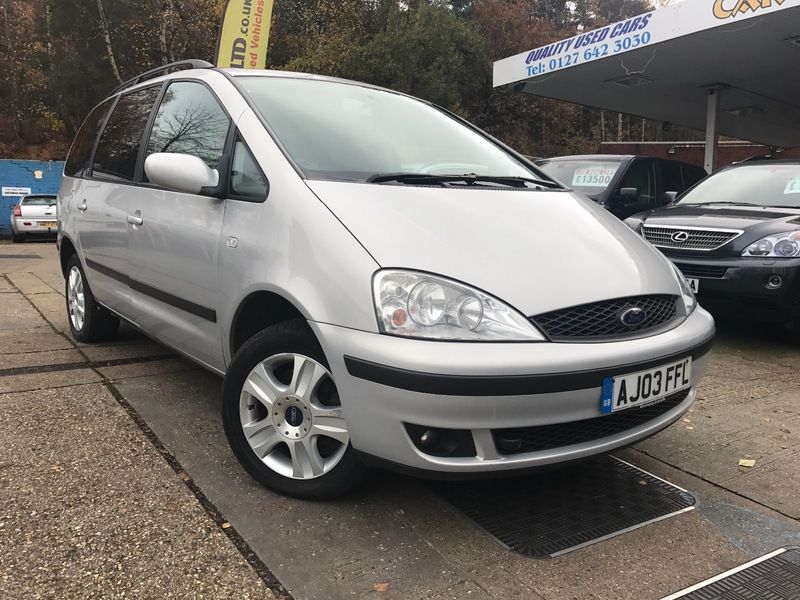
top-left (366, 173), bottom-right (561, 189)
top-left (692, 201), bottom-right (764, 207)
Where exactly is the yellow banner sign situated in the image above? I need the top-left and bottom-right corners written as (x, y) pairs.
top-left (216, 0), bottom-right (274, 69)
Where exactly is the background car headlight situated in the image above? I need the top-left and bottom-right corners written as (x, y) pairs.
top-left (743, 232), bottom-right (800, 258)
top-left (373, 270), bottom-right (546, 341)
top-left (671, 263), bottom-right (697, 316)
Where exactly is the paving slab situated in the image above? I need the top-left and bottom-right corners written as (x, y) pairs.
top-left (0, 368), bottom-right (102, 394)
top-left (117, 370), bottom-right (756, 600)
top-left (0, 348), bottom-right (85, 370)
top-left (0, 291), bottom-right (46, 331)
top-left (99, 357), bottom-right (199, 381)
top-left (0, 327), bottom-right (74, 354)
top-left (0, 384), bottom-right (274, 600)
top-left (6, 271), bottom-right (56, 295)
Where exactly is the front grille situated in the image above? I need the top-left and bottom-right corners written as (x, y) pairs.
top-left (675, 263), bottom-right (728, 279)
top-left (643, 226), bottom-right (741, 251)
top-left (492, 390), bottom-right (690, 455)
top-left (532, 295), bottom-right (679, 341)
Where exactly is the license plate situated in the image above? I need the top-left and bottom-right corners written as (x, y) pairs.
top-left (686, 278), bottom-right (700, 293)
top-left (39, 221), bottom-right (57, 228)
top-left (601, 358), bottom-right (692, 415)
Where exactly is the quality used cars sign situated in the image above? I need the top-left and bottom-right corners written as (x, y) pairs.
top-left (216, 0), bottom-right (274, 69)
top-left (493, 0), bottom-right (798, 87)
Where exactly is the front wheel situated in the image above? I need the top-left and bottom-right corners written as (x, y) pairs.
top-left (222, 321), bottom-right (365, 500)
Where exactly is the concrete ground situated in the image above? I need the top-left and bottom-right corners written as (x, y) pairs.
top-left (1, 240), bottom-right (798, 600)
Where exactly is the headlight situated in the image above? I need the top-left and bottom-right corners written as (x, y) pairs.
top-left (373, 270), bottom-right (546, 341)
top-left (671, 263), bottom-right (697, 316)
top-left (743, 232), bottom-right (800, 258)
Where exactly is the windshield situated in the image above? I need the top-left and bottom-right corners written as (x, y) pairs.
top-left (21, 196), bottom-right (56, 206)
top-left (239, 76), bottom-right (550, 184)
top-left (679, 164), bottom-right (800, 209)
top-left (536, 159), bottom-right (621, 194)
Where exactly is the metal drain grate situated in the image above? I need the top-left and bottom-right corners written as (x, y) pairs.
top-left (661, 548), bottom-right (800, 599)
top-left (0, 254), bottom-right (42, 259)
top-left (433, 456), bottom-right (695, 558)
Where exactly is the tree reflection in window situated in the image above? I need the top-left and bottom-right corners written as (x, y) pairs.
top-left (146, 82), bottom-right (231, 171)
top-left (93, 87), bottom-right (160, 182)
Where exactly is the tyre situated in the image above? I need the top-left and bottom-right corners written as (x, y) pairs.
top-left (64, 254), bottom-right (120, 343)
top-left (222, 320), bottom-right (365, 500)
top-left (12, 234), bottom-right (25, 243)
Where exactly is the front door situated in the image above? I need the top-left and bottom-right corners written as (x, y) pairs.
top-left (127, 81), bottom-right (232, 370)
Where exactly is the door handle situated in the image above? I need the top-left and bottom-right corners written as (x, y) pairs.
top-left (127, 215), bottom-right (144, 226)
top-left (77, 201), bottom-right (88, 212)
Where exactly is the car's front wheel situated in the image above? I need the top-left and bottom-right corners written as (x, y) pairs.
top-left (222, 321), bottom-right (365, 500)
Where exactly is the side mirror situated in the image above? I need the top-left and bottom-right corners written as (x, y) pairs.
top-left (145, 153), bottom-right (219, 196)
top-left (663, 191), bottom-right (679, 204)
top-left (620, 187), bottom-right (639, 201)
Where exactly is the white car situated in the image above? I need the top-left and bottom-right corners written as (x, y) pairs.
top-left (11, 195), bottom-right (59, 242)
top-left (57, 60), bottom-right (716, 499)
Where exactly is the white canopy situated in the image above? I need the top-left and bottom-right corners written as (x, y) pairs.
top-left (493, 0), bottom-right (800, 169)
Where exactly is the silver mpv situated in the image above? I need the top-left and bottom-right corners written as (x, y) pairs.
top-left (58, 61), bottom-right (715, 499)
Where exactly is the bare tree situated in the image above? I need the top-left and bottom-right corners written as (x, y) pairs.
top-left (95, 0), bottom-right (122, 83)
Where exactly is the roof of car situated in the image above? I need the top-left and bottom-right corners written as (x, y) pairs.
top-left (537, 155), bottom-right (633, 162)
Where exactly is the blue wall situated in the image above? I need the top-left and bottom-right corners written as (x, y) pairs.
top-left (0, 160), bottom-right (64, 238)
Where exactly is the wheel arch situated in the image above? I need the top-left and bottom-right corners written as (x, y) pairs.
top-left (229, 290), bottom-right (311, 358)
top-left (59, 235), bottom-right (79, 277)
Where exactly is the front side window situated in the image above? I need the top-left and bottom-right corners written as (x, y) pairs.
top-left (145, 81), bottom-right (230, 170)
top-left (231, 138), bottom-right (268, 198)
top-left (239, 76), bottom-right (544, 183)
top-left (679, 164), bottom-right (800, 209)
top-left (619, 160), bottom-right (655, 207)
top-left (64, 99), bottom-right (113, 178)
top-left (93, 86), bottom-right (161, 182)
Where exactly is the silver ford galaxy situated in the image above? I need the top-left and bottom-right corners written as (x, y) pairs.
top-left (57, 61), bottom-right (715, 499)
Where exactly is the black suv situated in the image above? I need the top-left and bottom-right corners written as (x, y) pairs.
top-left (626, 159), bottom-right (800, 326)
top-left (536, 155), bottom-right (708, 220)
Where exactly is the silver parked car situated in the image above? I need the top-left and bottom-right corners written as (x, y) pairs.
top-left (11, 195), bottom-right (59, 242)
top-left (57, 61), bottom-right (715, 499)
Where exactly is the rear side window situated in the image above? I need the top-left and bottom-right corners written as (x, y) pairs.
top-left (64, 99), bottom-right (113, 178)
top-left (683, 166), bottom-right (707, 188)
top-left (145, 81), bottom-right (230, 170)
top-left (93, 86), bottom-right (161, 182)
top-left (660, 161), bottom-right (683, 194)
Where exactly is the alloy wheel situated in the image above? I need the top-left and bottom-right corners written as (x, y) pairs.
top-left (67, 266), bottom-right (85, 331)
top-left (239, 353), bottom-right (349, 480)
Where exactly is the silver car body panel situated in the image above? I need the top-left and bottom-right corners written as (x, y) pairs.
top-left (58, 67), bottom-right (717, 475)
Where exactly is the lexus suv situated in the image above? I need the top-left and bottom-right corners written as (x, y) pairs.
top-left (626, 159), bottom-right (800, 327)
top-left (57, 61), bottom-right (715, 499)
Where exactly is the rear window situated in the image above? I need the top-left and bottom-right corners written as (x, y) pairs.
top-left (93, 86), bottom-right (161, 182)
top-left (536, 159), bottom-right (621, 193)
top-left (64, 99), bottom-right (113, 178)
top-left (21, 197), bottom-right (56, 206)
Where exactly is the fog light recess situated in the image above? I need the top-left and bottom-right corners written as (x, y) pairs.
top-left (405, 424), bottom-right (477, 458)
top-left (766, 275), bottom-right (783, 290)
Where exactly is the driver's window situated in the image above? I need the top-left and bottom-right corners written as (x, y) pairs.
top-left (619, 160), bottom-right (655, 207)
top-left (145, 82), bottom-right (231, 175)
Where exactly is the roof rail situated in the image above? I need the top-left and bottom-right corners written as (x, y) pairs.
top-left (110, 59), bottom-right (214, 96)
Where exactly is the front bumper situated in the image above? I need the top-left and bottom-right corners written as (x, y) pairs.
top-left (311, 307), bottom-right (715, 474)
top-left (673, 257), bottom-right (800, 322)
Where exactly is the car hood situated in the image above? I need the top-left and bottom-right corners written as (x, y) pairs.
top-left (306, 181), bottom-right (681, 317)
top-left (637, 204), bottom-right (800, 230)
